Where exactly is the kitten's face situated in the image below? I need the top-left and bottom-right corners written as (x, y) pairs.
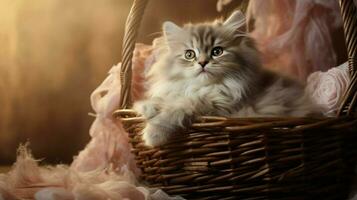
top-left (162, 11), bottom-right (259, 83)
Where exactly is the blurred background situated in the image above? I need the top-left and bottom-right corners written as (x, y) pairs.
top-left (0, 0), bottom-right (245, 165)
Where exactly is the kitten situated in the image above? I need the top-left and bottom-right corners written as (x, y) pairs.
top-left (134, 11), bottom-right (321, 147)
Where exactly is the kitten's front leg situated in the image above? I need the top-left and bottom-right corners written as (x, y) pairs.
top-left (142, 100), bottom-right (195, 147)
top-left (133, 98), bottom-right (162, 120)
top-left (141, 123), bottom-right (175, 147)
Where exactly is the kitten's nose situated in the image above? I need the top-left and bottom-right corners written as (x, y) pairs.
top-left (198, 60), bottom-right (209, 68)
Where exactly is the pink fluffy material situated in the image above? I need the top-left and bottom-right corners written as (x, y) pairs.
top-left (0, 145), bottom-right (146, 200)
top-left (0, 145), bottom-right (180, 200)
top-left (246, 0), bottom-right (342, 81)
top-left (71, 44), bottom-right (155, 174)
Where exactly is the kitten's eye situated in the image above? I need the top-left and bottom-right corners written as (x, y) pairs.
top-left (184, 50), bottom-right (196, 60)
top-left (211, 46), bottom-right (223, 57)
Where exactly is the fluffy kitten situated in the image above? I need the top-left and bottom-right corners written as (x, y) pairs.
top-left (134, 11), bottom-right (321, 147)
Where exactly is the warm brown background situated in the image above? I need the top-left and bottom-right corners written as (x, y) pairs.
top-left (0, 0), bottom-right (245, 165)
top-left (0, 0), bottom-right (347, 165)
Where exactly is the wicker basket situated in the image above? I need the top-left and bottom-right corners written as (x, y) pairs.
top-left (115, 0), bottom-right (357, 199)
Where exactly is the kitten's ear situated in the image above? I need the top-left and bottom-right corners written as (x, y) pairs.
top-left (163, 21), bottom-right (182, 38)
top-left (223, 10), bottom-right (246, 33)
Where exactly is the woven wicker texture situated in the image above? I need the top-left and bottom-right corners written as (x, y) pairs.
top-left (338, 0), bottom-right (357, 116)
top-left (116, 0), bottom-right (357, 199)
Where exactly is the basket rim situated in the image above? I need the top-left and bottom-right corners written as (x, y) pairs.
top-left (114, 109), bottom-right (356, 133)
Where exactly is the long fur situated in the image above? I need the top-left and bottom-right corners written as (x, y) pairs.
top-left (134, 11), bottom-right (321, 147)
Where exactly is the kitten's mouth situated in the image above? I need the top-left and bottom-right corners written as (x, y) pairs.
top-left (198, 69), bottom-right (212, 76)
top-left (199, 69), bottom-right (206, 74)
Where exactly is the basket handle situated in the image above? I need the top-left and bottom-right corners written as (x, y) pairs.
top-left (119, 0), bottom-right (149, 109)
top-left (338, 0), bottom-right (357, 116)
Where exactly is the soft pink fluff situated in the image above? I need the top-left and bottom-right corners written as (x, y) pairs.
top-left (306, 62), bottom-right (350, 116)
top-left (246, 0), bottom-right (342, 81)
top-left (71, 44), bottom-right (155, 174)
top-left (2, 145), bottom-right (142, 199)
top-left (0, 145), bottom-right (180, 200)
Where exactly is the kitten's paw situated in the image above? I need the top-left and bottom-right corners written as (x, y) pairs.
top-left (133, 100), bottom-right (160, 119)
top-left (159, 107), bottom-right (192, 128)
top-left (142, 123), bottom-right (174, 147)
